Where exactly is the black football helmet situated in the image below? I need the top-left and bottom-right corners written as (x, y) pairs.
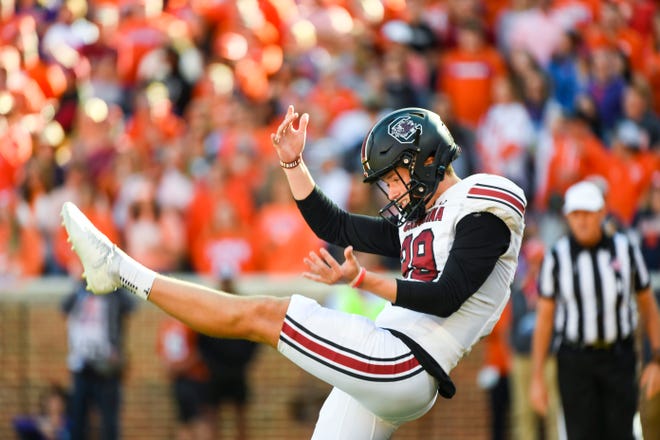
top-left (361, 107), bottom-right (461, 225)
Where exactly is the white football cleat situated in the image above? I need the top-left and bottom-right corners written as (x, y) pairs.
top-left (60, 201), bottom-right (121, 294)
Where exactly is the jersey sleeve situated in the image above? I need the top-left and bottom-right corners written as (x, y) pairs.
top-left (296, 186), bottom-right (401, 257)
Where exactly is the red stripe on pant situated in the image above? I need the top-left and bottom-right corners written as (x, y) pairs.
top-left (281, 322), bottom-right (420, 376)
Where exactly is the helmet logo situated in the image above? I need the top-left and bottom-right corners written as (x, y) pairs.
top-left (388, 116), bottom-right (422, 144)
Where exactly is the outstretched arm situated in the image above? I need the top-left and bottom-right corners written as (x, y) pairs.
top-left (273, 104), bottom-right (401, 257)
top-left (296, 188), bottom-right (401, 256)
top-left (270, 105), bottom-right (398, 301)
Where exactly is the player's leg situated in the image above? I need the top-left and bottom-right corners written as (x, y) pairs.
top-left (279, 295), bottom-right (437, 426)
top-left (149, 277), bottom-right (288, 346)
top-left (312, 388), bottom-right (399, 440)
top-left (61, 202), bottom-right (287, 347)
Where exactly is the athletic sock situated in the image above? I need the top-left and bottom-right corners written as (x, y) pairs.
top-left (116, 248), bottom-right (157, 300)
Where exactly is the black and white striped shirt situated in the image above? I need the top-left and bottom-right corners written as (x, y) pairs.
top-left (539, 230), bottom-right (650, 346)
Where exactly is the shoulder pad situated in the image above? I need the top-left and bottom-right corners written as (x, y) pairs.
top-left (462, 175), bottom-right (526, 233)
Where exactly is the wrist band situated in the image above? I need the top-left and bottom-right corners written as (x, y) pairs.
top-left (280, 156), bottom-right (301, 169)
top-left (350, 267), bottom-right (367, 288)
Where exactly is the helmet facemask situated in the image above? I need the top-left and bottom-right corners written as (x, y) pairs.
top-left (371, 151), bottom-right (450, 227)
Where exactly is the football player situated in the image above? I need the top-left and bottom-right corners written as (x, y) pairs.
top-left (62, 105), bottom-right (526, 439)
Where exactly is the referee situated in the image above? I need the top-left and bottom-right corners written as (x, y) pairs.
top-left (529, 180), bottom-right (660, 440)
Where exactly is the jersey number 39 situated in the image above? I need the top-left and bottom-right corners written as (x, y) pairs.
top-left (401, 229), bottom-right (439, 282)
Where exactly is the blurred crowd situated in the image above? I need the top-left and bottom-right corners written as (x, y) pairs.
top-left (1, 0), bottom-right (659, 283)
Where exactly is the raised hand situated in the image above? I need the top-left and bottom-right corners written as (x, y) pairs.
top-left (271, 105), bottom-right (309, 164)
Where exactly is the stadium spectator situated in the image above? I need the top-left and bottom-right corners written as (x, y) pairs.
top-left (305, 137), bottom-right (353, 212)
top-left (0, 189), bottom-right (45, 279)
top-left (495, 0), bottom-right (534, 58)
top-left (12, 383), bottom-right (71, 440)
top-left (477, 302), bottom-right (512, 440)
top-left (507, 47), bottom-right (543, 102)
top-left (430, 92), bottom-right (478, 178)
top-left (546, 29), bottom-right (585, 116)
top-left (211, 99), bottom-right (274, 192)
top-left (186, 160), bottom-right (257, 255)
top-left (642, 10), bottom-right (660, 114)
top-left (62, 274), bottom-right (136, 440)
top-left (582, 1), bottom-right (644, 74)
top-left (619, 81), bottom-right (660, 151)
top-left (157, 316), bottom-right (212, 440)
top-left (83, 47), bottom-right (125, 109)
top-left (441, 0), bottom-right (494, 49)
top-left (476, 75), bottom-right (536, 197)
top-left (594, 120), bottom-right (657, 226)
top-left (112, 0), bottom-right (186, 88)
top-left (378, 32), bottom-right (426, 109)
top-left (190, 199), bottom-right (258, 277)
top-left (534, 113), bottom-right (602, 212)
top-left (122, 83), bottom-right (186, 163)
top-left (253, 168), bottom-right (324, 274)
top-left (154, 141), bottom-right (195, 214)
top-left (40, 0), bottom-right (99, 68)
top-left (520, 66), bottom-right (563, 136)
top-left (507, 0), bottom-right (574, 69)
top-left (123, 184), bottom-right (186, 273)
top-left (70, 98), bottom-right (124, 192)
top-left (509, 228), bottom-right (560, 440)
top-left (437, 18), bottom-right (506, 128)
top-left (581, 45), bottom-right (627, 141)
top-left (198, 273), bottom-right (258, 440)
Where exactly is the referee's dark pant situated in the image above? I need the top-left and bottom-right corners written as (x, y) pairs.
top-left (556, 338), bottom-right (638, 440)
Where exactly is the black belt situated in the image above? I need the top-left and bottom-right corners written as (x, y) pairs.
top-left (560, 336), bottom-right (634, 352)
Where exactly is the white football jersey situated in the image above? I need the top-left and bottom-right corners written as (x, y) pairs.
top-left (375, 173), bottom-right (526, 373)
